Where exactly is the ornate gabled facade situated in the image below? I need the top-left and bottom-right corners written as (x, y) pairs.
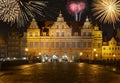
top-left (23, 12), bottom-right (102, 62)
top-left (102, 37), bottom-right (120, 60)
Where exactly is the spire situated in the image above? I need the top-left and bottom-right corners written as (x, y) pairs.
top-left (85, 16), bottom-right (89, 22)
top-left (59, 10), bottom-right (62, 17)
top-left (57, 10), bottom-right (64, 22)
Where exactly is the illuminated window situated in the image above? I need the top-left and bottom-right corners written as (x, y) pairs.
top-left (77, 42), bottom-right (80, 48)
top-left (62, 32), bottom-right (64, 36)
top-left (72, 42), bottom-right (75, 48)
top-left (109, 47), bottom-right (111, 50)
top-left (30, 42), bottom-right (33, 48)
top-left (56, 42), bottom-right (59, 48)
top-left (83, 42), bottom-right (86, 48)
top-left (98, 43), bottom-right (101, 48)
top-left (88, 42), bottom-right (92, 48)
top-left (57, 25), bottom-right (59, 28)
top-left (29, 32), bottom-right (32, 37)
top-left (46, 42), bottom-right (49, 48)
top-left (35, 32), bottom-right (38, 37)
top-left (40, 42), bottom-right (44, 48)
top-left (62, 25), bottom-right (64, 29)
top-left (61, 42), bottom-right (65, 48)
top-left (88, 32), bottom-right (92, 36)
top-left (112, 48), bottom-right (114, 50)
top-left (66, 42), bottom-right (70, 48)
top-left (103, 48), bottom-right (105, 50)
top-left (35, 42), bottom-right (38, 48)
top-left (56, 32), bottom-right (59, 37)
top-left (51, 42), bottom-right (54, 48)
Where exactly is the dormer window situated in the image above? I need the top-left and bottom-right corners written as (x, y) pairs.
top-left (29, 32), bottom-right (32, 37)
top-left (62, 25), bottom-right (64, 29)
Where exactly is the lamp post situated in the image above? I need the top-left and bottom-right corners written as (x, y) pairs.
top-left (80, 52), bottom-right (83, 59)
top-left (38, 52), bottom-right (41, 62)
top-left (25, 48), bottom-right (28, 60)
top-left (113, 54), bottom-right (116, 61)
top-left (93, 48), bottom-right (96, 60)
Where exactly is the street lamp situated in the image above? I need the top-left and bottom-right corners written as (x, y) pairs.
top-left (113, 54), bottom-right (116, 60)
top-left (25, 48), bottom-right (28, 59)
top-left (38, 52), bottom-right (41, 62)
top-left (79, 52), bottom-right (83, 61)
top-left (93, 48), bottom-right (96, 60)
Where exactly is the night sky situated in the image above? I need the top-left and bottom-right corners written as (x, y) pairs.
top-left (0, 0), bottom-right (118, 39)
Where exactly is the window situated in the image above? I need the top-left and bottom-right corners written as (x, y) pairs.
top-left (103, 48), bottom-right (105, 50)
top-left (29, 32), bottom-right (32, 37)
top-left (83, 32), bottom-right (86, 36)
top-left (56, 42), bottom-right (59, 48)
top-left (51, 42), bottom-right (54, 48)
top-left (88, 32), bottom-right (92, 36)
top-left (77, 42), bottom-right (80, 48)
top-left (72, 42), bottom-right (75, 48)
top-left (46, 42), bottom-right (49, 48)
top-left (75, 32), bottom-right (78, 36)
top-left (56, 32), bottom-right (59, 37)
top-left (83, 42), bottom-right (86, 48)
top-left (62, 32), bottom-right (64, 36)
top-left (88, 42), bottom-right (92, 48)
top-left (66, 42), bottom-right (70, 48)
top-left (98, 43), bottom-right (101, 48)
top-left (62, 25), bottom-right (64, 29)
top-left (109, 47), bottom-right (111, 50)
top-left (35, 32), bottom-right (38, 37)
top-left (35, 42), bottom-right (38, 48)
top-left (61, 42), bottom-right (65, 48)
top-left (40, 42), bottom-right (44, 48)
top-left (57, 25), bottom-right (59, 29)
top-left (30, 42), bottom-right (33, 48)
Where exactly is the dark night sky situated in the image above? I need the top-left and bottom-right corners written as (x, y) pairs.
top-left (0, 0), bottom-right (118, 39)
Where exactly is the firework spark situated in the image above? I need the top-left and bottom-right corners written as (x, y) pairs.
top-left (67, 1), bottom-right (86, 21)
top-left (0, 0), bottom-right (20, 23)
top-left (0, 0), bottom-right (46, 27)
top-left (92, 0), bottom-right (120, 24)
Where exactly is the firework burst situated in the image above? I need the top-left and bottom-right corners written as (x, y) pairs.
top-left (0, 0), bottom-right (20, 23)
top-left (92, 0), bottom-right (120, 24)
top-left (0, 0), bottom-right (46, 27)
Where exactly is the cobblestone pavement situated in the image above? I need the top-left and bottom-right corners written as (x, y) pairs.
top-left (0, 63), bottom-right (120, 83)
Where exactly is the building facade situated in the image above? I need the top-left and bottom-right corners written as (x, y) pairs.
top-left (102, 37), bottom-right (120, 60)
top-left (22, 12), bottom-right (103, 62)
top-left (0, 36), bottom-right (7, 61)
